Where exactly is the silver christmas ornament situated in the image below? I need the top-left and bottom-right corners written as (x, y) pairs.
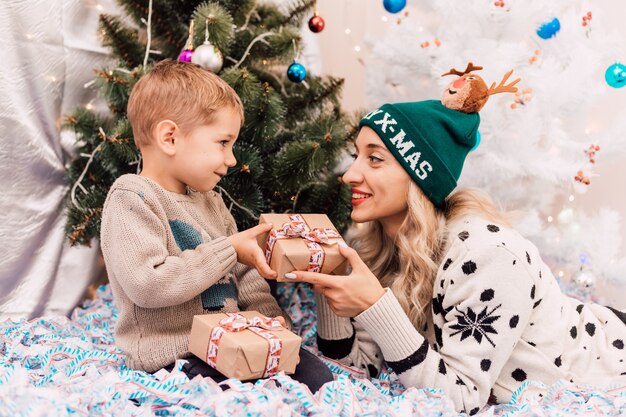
top-left (572, 269), bottom-right (596, 289)
top-left (191, 41), bottom-right (223, 73)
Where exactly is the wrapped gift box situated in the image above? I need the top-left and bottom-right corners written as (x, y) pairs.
top-left (188, 311), bottom-right (301, 380)
top-left (256, 213), bottom-right (348, 282)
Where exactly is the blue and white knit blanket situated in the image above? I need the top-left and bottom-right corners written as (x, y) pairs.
top-left (0, 284), bottom-right (624, 416)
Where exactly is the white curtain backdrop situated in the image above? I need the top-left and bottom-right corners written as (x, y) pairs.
top-left (0, 0), bottom-right (118, 319)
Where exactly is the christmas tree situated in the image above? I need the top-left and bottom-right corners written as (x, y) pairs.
top-left (366, 1), bottom-right (626, 303)
top-left (64, 0), bottom-right (355, 246)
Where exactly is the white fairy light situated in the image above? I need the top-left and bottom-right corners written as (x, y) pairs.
top-left (381, 15), bottom-right (388, 22)
top-left (354, 45), bottom-right (361, 52)
top-left (96, 4), bottom-right (104, 11)
top-left (547, 216), bottom-right (553, 222)
top-left (345, 28), bottom-right (351, 35)
top-left (569, 195), bottom-right (575, 202)
top-left (558, 270), bottom-right (564, 277)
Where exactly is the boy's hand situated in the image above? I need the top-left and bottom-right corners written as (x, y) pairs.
top-left (228, 223), bottom-right (277, 279)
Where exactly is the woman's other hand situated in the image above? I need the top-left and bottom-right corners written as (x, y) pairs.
top-left (284, 243), bottom-right (385, 317)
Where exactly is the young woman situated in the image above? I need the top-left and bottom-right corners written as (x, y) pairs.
top-left (284, 74), bottom-right (626, 414)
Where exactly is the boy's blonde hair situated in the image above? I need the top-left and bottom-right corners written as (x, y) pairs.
top-left (127, 59), bottom-right (244, 148)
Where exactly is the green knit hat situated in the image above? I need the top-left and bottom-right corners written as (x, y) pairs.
top-left (358, 100), bottom-right (479, 208)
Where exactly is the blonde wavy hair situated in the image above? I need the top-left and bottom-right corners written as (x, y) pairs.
top-left (348, 182), bottom-right (510, 330)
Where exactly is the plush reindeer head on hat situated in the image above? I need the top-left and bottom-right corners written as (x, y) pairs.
top-left (441, 62), bottom-right (520, 114)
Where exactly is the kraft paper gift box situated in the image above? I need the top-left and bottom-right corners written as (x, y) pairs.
top-left (188, 311), bottom-right (301, 380)
top-left (256, 213), bottom-right (348, 282)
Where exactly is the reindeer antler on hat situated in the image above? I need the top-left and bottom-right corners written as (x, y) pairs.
top-left (441, 62), bottom-right (520, 113)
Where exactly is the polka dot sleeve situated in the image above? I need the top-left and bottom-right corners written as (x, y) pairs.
top-left (356, 244), bottom-right (535, 415)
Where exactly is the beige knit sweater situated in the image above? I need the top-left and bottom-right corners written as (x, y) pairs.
top-left (100, 174), bottom-right (285, 372)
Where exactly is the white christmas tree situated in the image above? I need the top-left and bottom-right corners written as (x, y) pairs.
top-left (365, 0), bottom-right (626, 304)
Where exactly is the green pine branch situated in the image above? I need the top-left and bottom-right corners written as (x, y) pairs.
top-left (99, 14), bottom-right (144, 68)
top-left (65, 0), bottom-right (353, 246)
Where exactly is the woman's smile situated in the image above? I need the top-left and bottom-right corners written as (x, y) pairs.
top-left (351, 188), bottom-right (372, 206)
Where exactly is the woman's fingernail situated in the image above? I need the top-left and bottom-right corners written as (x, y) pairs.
top-left (284, 272), bottom-right (297, 279)
top-left (338, 241), bottom-right (348, 248)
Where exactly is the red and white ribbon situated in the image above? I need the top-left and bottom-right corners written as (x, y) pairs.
top-left (264, 214), bottom-right (342, 273)
top-left (206, 313), bottom-right (284, 378)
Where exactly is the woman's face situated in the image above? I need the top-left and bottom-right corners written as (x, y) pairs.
top-left (343, 126), bottom-right (411, 235)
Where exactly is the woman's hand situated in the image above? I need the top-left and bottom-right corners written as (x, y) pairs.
top-left (284, 243), bottom-right (385, 317)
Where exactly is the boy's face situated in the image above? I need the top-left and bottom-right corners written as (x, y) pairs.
top-left (173, 107), bottom-right (241, 192)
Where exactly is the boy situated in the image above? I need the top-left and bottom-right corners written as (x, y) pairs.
top-left (100, 60), bottom-right (332, 391)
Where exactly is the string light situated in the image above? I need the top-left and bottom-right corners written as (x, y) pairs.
top-left (569, 195), bottom-right (575, 202)
top-left (342, 1), bottom-right (361, 56)
top-left (96, 4), bottom-right (104, 11)
top-left (547, 216), bottom-right (553, 222)
top-left (381, 16), bottom-right (388, 22)
top-left (558, 271), bottom-right (564, 277)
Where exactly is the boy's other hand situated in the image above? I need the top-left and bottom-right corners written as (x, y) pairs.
top-left (228, 223), bottom-right (277, 279)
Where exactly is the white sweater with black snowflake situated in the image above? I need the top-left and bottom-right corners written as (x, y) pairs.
top-left (316, 216), bottom-right (626, 415)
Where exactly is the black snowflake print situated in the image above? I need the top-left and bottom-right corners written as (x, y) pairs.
top-left (570, 326), bottom-right (578, 339)
top-left (462, 260), bottom-right (477, 275)
top-left (432, 293), bottom-right (453, 317)
top-left (443, 258), bottom-right (453, 270)
top-left (530, 285), bottom-right (536, 300)
top-left (480, 359), bottom-right (492, 371)
top-left (480, 289), bottom-right (495, 302)
top-left (533, 299), bottom-right (542, 309)
top-left (458, 231), bottom-right (470, 241)
top-left (469, 407), bottom-right (480, 416)
top-left (434, 324), bottom-right (443, 347)
top-left (439, 359), bottom-right (447, 375)
top-left (576, 304), bottom-right (584, 314)
top-left (554, 355), bottom-right (562, 367)
top-left (613, 339), bottom-right (624, 349)
top-left (512, 368), bottom-right (527, 382)
top-left (488, 390), bottom-right (498, 404)
top-left (526, 252), bottom-right (531, 264)
top-left (509, 315), bottom-right (519, 328)
top-left (450, 304), bottom-right (502, 347)
top-left (585, 322), bottom-right (596, 336)
top-left (487, 224), bottom-right (500, 232)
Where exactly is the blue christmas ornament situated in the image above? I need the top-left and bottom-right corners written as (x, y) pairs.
top-left (287, 61), bottom-right (307, 83)
top-left (605, 63), bottom-right (626, 89)
top-left (471, 131), bottom-right (481, 152)
top-left (536, 18), bottom-right (561, 39)
top-left (383, 0), bottom-right (407, 14)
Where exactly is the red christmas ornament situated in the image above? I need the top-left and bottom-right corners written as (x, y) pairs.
top-left (308, 13), bottom-right (325, 33)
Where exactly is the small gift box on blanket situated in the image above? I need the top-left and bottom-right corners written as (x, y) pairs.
top-left (188, 311), bottom-right (302, 380)
top-left (257, 213), bottom-right (348, 282)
